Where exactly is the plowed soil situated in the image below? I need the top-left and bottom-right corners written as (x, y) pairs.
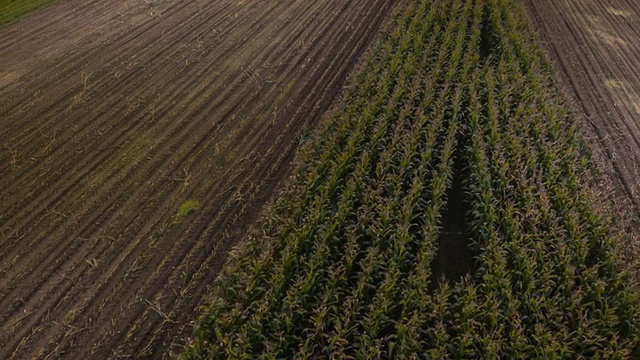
top-left (524, 0), bottom-right (640, 217)
top-left (0, 0), bottom-right (395, 358)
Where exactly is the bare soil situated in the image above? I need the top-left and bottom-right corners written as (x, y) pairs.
top-left (0, 0), bottom-right (396, 358)
top-left (523, 0), bottom-right (640, 256)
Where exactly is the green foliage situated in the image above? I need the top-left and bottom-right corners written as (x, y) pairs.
top-left (180, 0), bottom-right (640, 358)
top-left (173, 199), bottom-right (199, 225)
top-left (0, 0), bottom-right (58, 26)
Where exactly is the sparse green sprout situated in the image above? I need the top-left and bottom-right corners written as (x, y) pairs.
top-left (172, 199), bottom-right (198, 225)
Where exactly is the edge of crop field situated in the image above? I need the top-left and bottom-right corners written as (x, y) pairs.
top-left (177, 0), bottom-right (640, 357)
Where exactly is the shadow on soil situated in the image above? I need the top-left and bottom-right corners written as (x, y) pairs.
top-left (430, 148), bottom-right (477, 290)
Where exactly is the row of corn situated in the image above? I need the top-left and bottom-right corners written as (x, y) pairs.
top-left (181, 0), bottom-right (640, 357)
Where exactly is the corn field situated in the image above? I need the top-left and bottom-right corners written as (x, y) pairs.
top-left (181, 0), bottom-right (640, 357)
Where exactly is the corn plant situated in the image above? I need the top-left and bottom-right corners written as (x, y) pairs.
top-left (181, 0), bottom-right (640, 358)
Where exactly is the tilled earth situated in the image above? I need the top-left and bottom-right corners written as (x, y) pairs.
top-left (524, 0), bottom-right (640, 213)
top-left (0, 0), bottom-right (395, 358)
top-left (3, 0), bottom-right (640, 358)
top-left (524, 0), bottom-right (640, 259)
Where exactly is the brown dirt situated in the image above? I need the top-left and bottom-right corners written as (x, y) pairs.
top-left (523, 0), bottom-right (640, 257)
top-left (0, 0), bottom-right (396, 358)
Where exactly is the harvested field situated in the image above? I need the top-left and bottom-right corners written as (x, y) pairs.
top-left (0, 0), bottom-right (395, 358)
top-left (524, 0), bottom-right (640, 221)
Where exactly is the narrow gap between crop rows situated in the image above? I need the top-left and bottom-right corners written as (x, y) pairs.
top-left (479, 2), bottom-right (496, 59)
top-left (431, 132), bottom-right (477, 289)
